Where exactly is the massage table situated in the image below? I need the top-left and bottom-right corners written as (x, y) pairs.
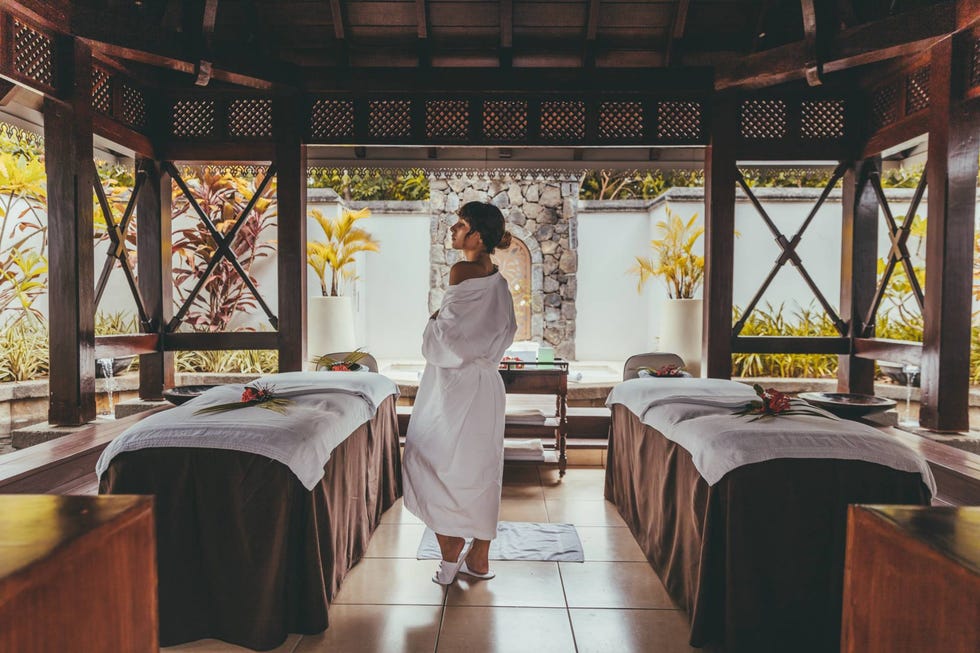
top-left (604, 378), bottom-right (934, 653)
top-left (97, 372), bottom-right (402, 651)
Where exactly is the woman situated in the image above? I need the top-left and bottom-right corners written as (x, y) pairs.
top-left (402, 201), bottom-right (518, 585)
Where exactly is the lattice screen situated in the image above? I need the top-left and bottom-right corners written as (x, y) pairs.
top-left (425, 100), bottom-right (469, 139)
top-left (310, 99), bottom-right (355, 139)
top-left (598, 101), bottom-right (644, 139)
top-left (972, 37), bottom-right (980, 88)
top-left (739, 99), bottom-right (787, 139)
top-left (906, 67), bottom-right (930, 115)
top-left (172, 100), bottom-right (216, 138)
top-left (657, 101), bottom-right (702, 140)
top-left (121, 84), bottom-right (147, 128)
top-left (540, 101), bottom-right (586, 140)
top-left (12, 19), bottom-right (53, 88)
top-left (871, 83), bottom-right (899, 132)
top-left (800, 100), bottom-right (845, 139)
top-left (228, 99), bottom-right (273, 137)
top-left (369, 100), bottom-right (412, 138)
top-left (92, 68), bottom-right (111, 115)
top-left (482, 100), bottom-right (527, 140)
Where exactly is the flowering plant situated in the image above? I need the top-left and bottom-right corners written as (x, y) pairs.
top-left (312, 348), bottom-right (369, 371)
top-left (499, 355), bottom-right (525, 370)
top-left (194, 383), bottom-right (291, 415)
top-left (733, 384), bottom-right (836, 421)
top-left (638, 364), bottom-right (686, 377)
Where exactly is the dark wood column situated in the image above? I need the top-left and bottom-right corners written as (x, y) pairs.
top-left (43, 39), bottom-right (95, 425)
top-left (702, 94), bottom-right (738, 378)
top-left (136, 158), bottom-right (173, 399)
top-left (273, 95), bottom-right (308, 371)
top-left (920, 34), bottom-right (980, 431)
top-left (838, 157), bottom-right (880, 394)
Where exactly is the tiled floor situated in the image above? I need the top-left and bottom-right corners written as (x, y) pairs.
top-left (162, 464), bottom-right (696, 653)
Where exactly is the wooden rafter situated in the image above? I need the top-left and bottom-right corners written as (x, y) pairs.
top-left (751, 0), bottom-right (777, 53)
top-left (836, 0), bottom-right (858, 29)
top-left (800, 0), bottom-right (822, 85)
top-left (195, 0), bottom-right (220, 86)
top-left (718, 1), bottom-right (955, 90)
top-left (416, 0), bottom-right (430, 67)
top-left (665, 0), bottom-right (690, 67)
top-left (500, 0), bottom-right (513, 68)
top-left (330, 0), bottom-right (350, 66)
top-left (583, 0), bottom-right (600, 68)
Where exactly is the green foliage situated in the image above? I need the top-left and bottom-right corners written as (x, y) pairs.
top-left (0, 316), bottom-right (48, 382)
top-left (175, 349), bottom-right (279, 374)
top-left (732, 303), bottom-right (840, 378)
top-left (95, 311), bottom-right (139, 335)
top-left (579, 169), bottom-right (704, 200)
top-left (309, 168), bottom-right (430, 201)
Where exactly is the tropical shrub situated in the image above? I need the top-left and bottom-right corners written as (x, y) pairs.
top-left (629, 205), bottom-right (704, 298)
top-left (307, 206), bottom-right (380, 296)
top-left (309, 168), bottom-right (429, 200)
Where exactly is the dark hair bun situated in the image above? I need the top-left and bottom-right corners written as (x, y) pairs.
top-left (496, 231), bottom-right (513, 250)
top-left (457, 201), bottom-right (509, 253)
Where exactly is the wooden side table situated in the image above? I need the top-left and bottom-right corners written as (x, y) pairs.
top-left (499, 360), bottom-right (569, 477)
top-left (841, 505), bottom-right (980, 653)
top-left (0, 494), bottom-right (158, 653)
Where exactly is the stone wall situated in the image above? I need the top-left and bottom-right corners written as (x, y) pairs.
top-left (428, 172), bottom-right (579, 359)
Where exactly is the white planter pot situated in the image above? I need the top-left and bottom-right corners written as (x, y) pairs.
top-left (658, 298), bottom-right (703, 377)
top-left (307, 296), bottom-right (357, 364)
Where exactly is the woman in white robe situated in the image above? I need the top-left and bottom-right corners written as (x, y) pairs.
top-left (403, 201), bottom-right (518, 585)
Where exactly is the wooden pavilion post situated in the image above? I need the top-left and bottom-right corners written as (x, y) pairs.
top-left (920, 34), bottom-right (980, 431)
top-left (838, 157), bottom-right (880, 394)
top-left (43, 38), bottom-right (96, 425)
top-left (702, 93), bottom-right (738, 378)
top-left (273, 95), bottom-right (307, 371)
top-left (136, 158), bottom-right (173, 399)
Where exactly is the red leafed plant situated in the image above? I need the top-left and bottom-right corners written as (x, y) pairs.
top-left (172, 168), bottom-right (278, 332)
top-left (733, 384), bottom-right (834, 421)
top-left (640, 364), bottom-right (686, 377)
top-left (194, 383), bottom-right (290, 415)
top-left (312, 348), bottom-right (369, 371)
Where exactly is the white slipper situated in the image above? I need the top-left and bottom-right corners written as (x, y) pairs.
top-left (432, 540), bottom-right (473, 585)
top-left (460, 560), bottom-right (496, 580)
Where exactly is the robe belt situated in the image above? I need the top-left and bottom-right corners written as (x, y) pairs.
top-left (471, 357), bottom-right (500, 370)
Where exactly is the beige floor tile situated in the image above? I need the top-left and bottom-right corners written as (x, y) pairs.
top-left (446, 561), bottom-right (566, 608)
top-left (566, 448), bottom-right (604, 466)
top-left (333, 558), bottom-right (447, 605)
top-left (294, 605), bottom-right (441, 653)
top-left (380, 498), bottom-right (424, 525)
top-left (500, 482), bottom-right (545, 500)
top-left (570, 608), bottom-right (697, 653)
top-left (545, 499), bottom-right (627, 527)
top-left (576, 526), bottom-right (648, 562)
top-left (437, 607), bottom-right (575, 653)
top-left (364, 523), bottom-right (427, 558)
top-left (560, 561), bottom-right (676, 609)
top-left (502, 466), bottom-right (541, 485)
top-left (162, 634), bottom-right (301, 652)
top-left (498, 497), bottom-right (549, 522)
top-left (541, 467), bottom-right (608, 500)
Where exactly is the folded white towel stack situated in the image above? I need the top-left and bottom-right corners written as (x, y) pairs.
top-left (504, 439), bottom-right (546, 461)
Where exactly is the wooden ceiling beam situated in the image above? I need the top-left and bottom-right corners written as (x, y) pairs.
top-left (500, 0), bottom-right (513, 68)
top-left (195, 0), bottom-right (220, 86)
top-left (717, 1), bottom-right (956, 90)
top-left (416, 0), bottom-right (430, 67)
top-left (329, 0), bottom-right (350, 66)
top-left (583, 0), bottom-right (600, 68)
top-left (800, 0), bottom-right (823, 86)
top-left (664, 0), bottom-right (690, 67)
top-left (0, 79), bottom-right (18, 107)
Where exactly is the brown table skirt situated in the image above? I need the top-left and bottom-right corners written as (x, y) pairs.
top-left (100, 396), bottom-right (402, 651)
top-left (604, 404), bottom-right (929, 653)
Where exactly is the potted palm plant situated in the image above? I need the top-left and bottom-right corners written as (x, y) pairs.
top-left (306, 206), bottom-right (380, 361)
top-left (629, 206), bottom-right (705, 376)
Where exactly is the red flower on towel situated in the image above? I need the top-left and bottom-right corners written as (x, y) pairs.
top-left (194, 383), bottom-right (291, 416)
top-left (733, 384), bottom-right (835, 422)
top-left (639, 364), bottom-right (685, 377)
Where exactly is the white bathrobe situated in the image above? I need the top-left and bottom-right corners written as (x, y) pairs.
top-left (403, 270), bottom-right (518, 540)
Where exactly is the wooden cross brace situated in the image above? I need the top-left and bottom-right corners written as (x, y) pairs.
top-left (861, 165), bottom-right (927, 337)
top-left (165, 162), bottom-right (279, 332)
top-left (733, 163), bottom-right (849, 337)
top-left (93, 160), bottom-right (151, 330)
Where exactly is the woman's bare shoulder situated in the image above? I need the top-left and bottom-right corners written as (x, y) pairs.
top-left (449, 261), bottom-right (487, 285)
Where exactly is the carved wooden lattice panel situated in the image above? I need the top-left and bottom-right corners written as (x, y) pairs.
top-left (426, 100), bottom-right (469, 139)
top-left (871, 83), bottom-right (899, 132)
top-left (800, 99), bottom-right (845, 139)
top-left (906, 66), bottom-right (930, 114)
top-left (483, 100), bottom-right (527, 140)
top-left (369, 100), bottom-right (412, 138)
top-left (310, 99), bottom-right (354, 138)
top-left (12, 19), bottom-right (54, 88)
top-left (972, 37), bottom-right (980, 88)
top-left (598, 101), bottom-right (644, 139)
top-left (657, 101), bottom-right (702, 140)
top-left (540, 101), bottom-right (586, 140)
top-left (740, 99), bottom-right (787, 139)
top-left (491, 237), bottom-right (532, 341)
top-left (228, 99), bottom-right (273, 137)
top-left (121, 84), bottom-right (147, 128)
top-left (172, 100), bottom-right (216, 138)
top-left (92, 68), bottom-right (111, 115)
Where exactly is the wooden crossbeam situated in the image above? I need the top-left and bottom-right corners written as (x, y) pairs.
top-left (664, 0), bottom-right (690, 67)
top-left (718, 1), bottom-right (955, 90)
top-left (733, 166), bottom-right (849, 337)
top-left (165, 162), bottom-right (279, 332)
top-left (416, 0), bottom-right (430, 67)
top-left (500, 0), bottom-right (513, 68)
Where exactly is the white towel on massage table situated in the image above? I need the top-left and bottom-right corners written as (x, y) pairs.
top-left (607, 377), bottom-right (936, 495)
top-left (96, 371), bottom-right (399, 490)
